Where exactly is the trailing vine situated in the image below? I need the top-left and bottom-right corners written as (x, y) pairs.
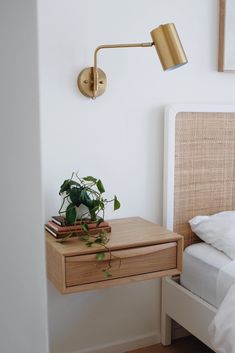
top-left (58, 172), bottom-right (121, 277)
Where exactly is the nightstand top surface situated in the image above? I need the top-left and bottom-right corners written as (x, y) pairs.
top-left (45, 217), bottom-right (182, 256)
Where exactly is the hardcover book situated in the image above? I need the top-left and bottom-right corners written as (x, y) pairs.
top-left (47, 220), bottom-right (109, 233)
top-left (45, 220), bottom-right (111, 239)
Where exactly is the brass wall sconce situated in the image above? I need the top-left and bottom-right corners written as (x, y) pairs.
top-left (77, 23), bottom-right (187, 99)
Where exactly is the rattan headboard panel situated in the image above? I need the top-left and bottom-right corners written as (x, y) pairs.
top-left (174, 111), bottom-right (235, 247)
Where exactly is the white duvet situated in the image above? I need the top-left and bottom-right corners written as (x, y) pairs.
top-left (209, 260), bottom-right (235, 353)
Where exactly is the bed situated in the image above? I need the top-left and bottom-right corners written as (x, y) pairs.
top-left (161, 104), bottom-right (235, 350)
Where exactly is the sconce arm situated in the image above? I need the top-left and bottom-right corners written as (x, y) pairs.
top-left (77, 42), bottom-right (153, 99)
top-left (94, 42), bottom-right (153, 68)
top-left (93, 42), bottom-right (153, 94)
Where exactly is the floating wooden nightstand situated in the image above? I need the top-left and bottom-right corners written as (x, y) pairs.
top-left (46, 217), bottom-right (183, 294)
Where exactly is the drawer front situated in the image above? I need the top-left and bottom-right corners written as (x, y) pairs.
top-left (65, 242), bottom-right (177, 287)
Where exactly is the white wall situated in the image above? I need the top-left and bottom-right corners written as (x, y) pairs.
top-left (38, 1), bottom-right (235, 353)
top-left (0, 1), bottom-right (49, 353)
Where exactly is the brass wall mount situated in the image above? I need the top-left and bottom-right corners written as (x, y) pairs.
top-left (77, 23), bottom-right (187, 99)
top-left (78, 68), bottom-right (107, 98)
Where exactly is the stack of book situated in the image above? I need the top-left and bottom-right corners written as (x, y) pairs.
top-left (45, 215), bottom-right (111, 239)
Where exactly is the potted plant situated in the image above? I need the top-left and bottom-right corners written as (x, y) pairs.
top-left (59, 172), bottom-right (120, 225)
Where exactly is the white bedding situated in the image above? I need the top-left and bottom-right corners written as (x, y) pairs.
top-left (180, 243), bottom-right (231, 307)
top-left (181, 243), bottom-right (235, 352)
top-left (209, 261), bottom-right (235, 353)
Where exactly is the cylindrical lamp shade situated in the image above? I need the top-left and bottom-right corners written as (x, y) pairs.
top-left (151, 23), bottom-right (187, 71)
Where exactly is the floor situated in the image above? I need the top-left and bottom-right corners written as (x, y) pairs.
top-left (126, 336), bottom-right (214, 353)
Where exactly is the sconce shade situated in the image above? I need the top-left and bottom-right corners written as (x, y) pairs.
top-left (151, 23), bottom-right (187, 71)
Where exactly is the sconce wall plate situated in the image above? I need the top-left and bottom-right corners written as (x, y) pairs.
top-left (78, 67), bottom-right (107, 98)
top-left (77, 23), bottom-right (187, 99)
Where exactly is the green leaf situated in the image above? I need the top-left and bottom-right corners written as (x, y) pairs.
top-left (59, 179), bottom-right (81, 195)
top-left (69, 180), bottom-right (81, 187)
top-left (59, 179), bottom-right (71, 195)
top-left (65, 204), bottom-right (77, 225)
top-left (82, 223), bottom-right (89, 233)
top-left (89, 209), bottom-right (97, 221)
top-left (83, 176), bottom-right (97, 183)
top-left (86, 242), bottom-right (93, 247)
top-left (57, 233), bottom-right (73, 243)
top-left (90, 206), bottom-right (99, 214)
top-left (91, 199), bottom-right (100, 207)
top-left (97, 179), bottom-right (105, 194)
top-left (80, 189), bottom-right (92, 207)
top-left (114, 195), bottom-right (121, 210)
top-left (96, 252), bottom-right (105, 261)
top-left (94, 237), bottom-right (102, 244)
top-left (103, 269), bottom-right (112, 278)
top-left (69, 187), bottom-right (82, 207)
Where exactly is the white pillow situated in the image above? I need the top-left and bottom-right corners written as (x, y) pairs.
top-left (189, 211), bottom-right (235, 260)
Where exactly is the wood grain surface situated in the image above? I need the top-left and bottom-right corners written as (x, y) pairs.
top-left (46, 217), bottom-right (182, 256)
top-left (65, 242), bottom-right (177, 286)
top-left (46, 217), bottom-right (183, 293)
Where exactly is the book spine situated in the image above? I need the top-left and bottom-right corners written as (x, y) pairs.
top-left (45, 224), bottom-right (111, 238)
top-left (47, 220), bottom-right (109, 233)
top-left (45, 226), bottom-right (63, 238)
top-left (45, 225), bottom-right (82, 239)
top-left (51, 216), bottom-right (97, 227)
top-left (50, 218), bottom-right (62, 226)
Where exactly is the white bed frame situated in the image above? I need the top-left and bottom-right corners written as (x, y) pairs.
top-left (161, 104), bottom-right (235, 350)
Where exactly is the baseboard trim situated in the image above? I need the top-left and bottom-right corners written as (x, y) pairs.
top-left (71, 331), bottom-right (160, 353)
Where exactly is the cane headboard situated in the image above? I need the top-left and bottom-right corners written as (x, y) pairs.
top-left (163, 105), bottom-right (235, 248)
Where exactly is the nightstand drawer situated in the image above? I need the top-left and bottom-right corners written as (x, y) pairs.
top-left (65, 242), bottom-right (177, 287)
